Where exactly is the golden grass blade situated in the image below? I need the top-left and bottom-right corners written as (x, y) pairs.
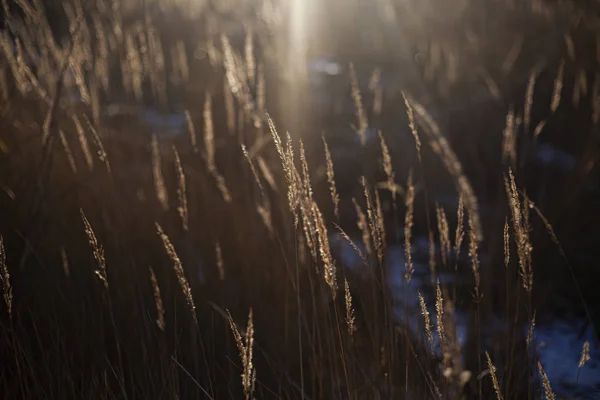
top-left (313, 201), bottom-right (337, 298)
top-left (323, 135), bottom-right (339, 218)
top-left (334, 224), bottom-right (368, 267)
top-left (245, 27), bottom-right (255, 86)
top-left (255, 156), bottom-right (277, 192)
top-left (224, 78), bottom-right (236, 135)
top-left (60, 245), bottom-right (70, 278)
top-left (152, 134), bottom-right (169, 211)
top-left (468, 211), bottom-right (481, 299)
top-left (402, 92), bottom-right (421, 160)
top-left (524, 67), bottom-right (539, 133)
top-left (204, 92), bottom-right (215, 171)
top-left (404, 172), bottom-right (415, 283)
top-left (83, 115), bottom-right (110, 173)
top-left (418, 291), bottom-right (433, 351)
top-left (527, 310), bottom-right (536, 348)
top-left (156, 223), bottom-right (196, 323)
top-left (436, 204), bottom-right (450, 267)
top-left (80, 210), bottom-right (107, 289)
top-left (349, 63), bottom-right (368, 146)
top-left (0, 237), bottom-right (12, 317)
top-left (173, 147), bottom-right (188, 231)
top-left (149, 267), bottom-right (165, 331)
top-left (59, 129), bottom-right (77, 174)
top-left (344, 279), bottom-right (356, 339)
top-left (215, 241), bottom-right (225, 281)
top-left (435, 280), bottom-right (445, 348)
top-left (72, 115), bottom-right (94, 170)
top-left (504, 218), bottom-right (510, 267)
top-left (502, 106), bottom-right (517, 167)
top-left (210, 167), bottom-right (232, 204)
top-left (352, 197), bottom-right (372, 257)
top-left (485, 352), bottom-right (503, 400)
top-left (504, 169), bottom-right (533, 292)
top-left (538, 361), bottom-right (556, 400)
top-left (185, 109), bottom-right (198, 153)
top-left (550, 60), bottom-right (565, 113)
top-left (362, 177), bottom-right (384, 264)
top-left (242, 144), bottom-right (264, 194)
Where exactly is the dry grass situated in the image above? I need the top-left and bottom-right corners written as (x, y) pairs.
top-left (1, 0), bottom-right (599, 399)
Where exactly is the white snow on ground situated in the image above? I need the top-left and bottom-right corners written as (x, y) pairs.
top-left (331, 233), bottom-right (600, 398)
top-left (533, 318), bottom-right (600, 399)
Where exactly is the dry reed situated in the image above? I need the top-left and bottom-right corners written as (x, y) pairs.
top-left (524, 67), bottom-right (538, 133)
top-left (436, 204), bottom-right (450, 267)
top-left (228, 309), bottom-right (256, 400)
top-left (173, 148), bottom-right (188, 231)
top-left (527, 310), bottom-right (536, 348)
top-left (550, 60), bottom-right (564, 113)
top-left (485, 351), bottom-right (503, 400)
top-left (579, 341), bottom-right (590, 369)
top-left (323, 135), bottom-right (339, 218)
top-left (352, 197), bottom-right (372, 257)
top-left (505, 169), bottom-right (533, 292)
top-left (313, 200), bottom-right (337, 297)
top-left (0, 237), bottom-right (12, 317)
top-left (362, 177), bottom-right (384, 264)
top-left (404, 172), bottom-right (415, 282)
top-left (468, 211), bottom-right (481, 298)
top-left (149, 267), bottom-right (165, 331)
top-left (502, 106), bottom-right (517, 167)
top-left (435, 280), bottom-right (446, 348)
top-left (349, 63), bottom-right (368, 146)
top-left (504, 218), bottom-right (510, 267)
top-left (418, 290), bottom-right (433, 351)
top-left (73, 115), bottom-right (94, 170)
top-left (378, 130), bottom-right (396, 202)
top-left (185, 109), bottom-right (198, 153)
top-left (81, 210), bottom-right (107, 289)
top-left (152, 134), bottom-right (169, 211)
top-left (402, 92), bottom-right (421, 160)
top-left (538, 361), bottom-right (555, 400)
top-left (215, 241), bottom-right (225, 280)
top-left (344, 279), bottom-right (356, 338)
top-left (204, 92), bottom-right (215, 171)
top-left (156, 223), bottom-right (196, 323)
top-left (59, 129), bottom-right (78, 174)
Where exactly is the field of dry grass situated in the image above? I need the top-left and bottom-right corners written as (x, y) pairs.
top-left (1, 0), bottom-right (600, 398)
